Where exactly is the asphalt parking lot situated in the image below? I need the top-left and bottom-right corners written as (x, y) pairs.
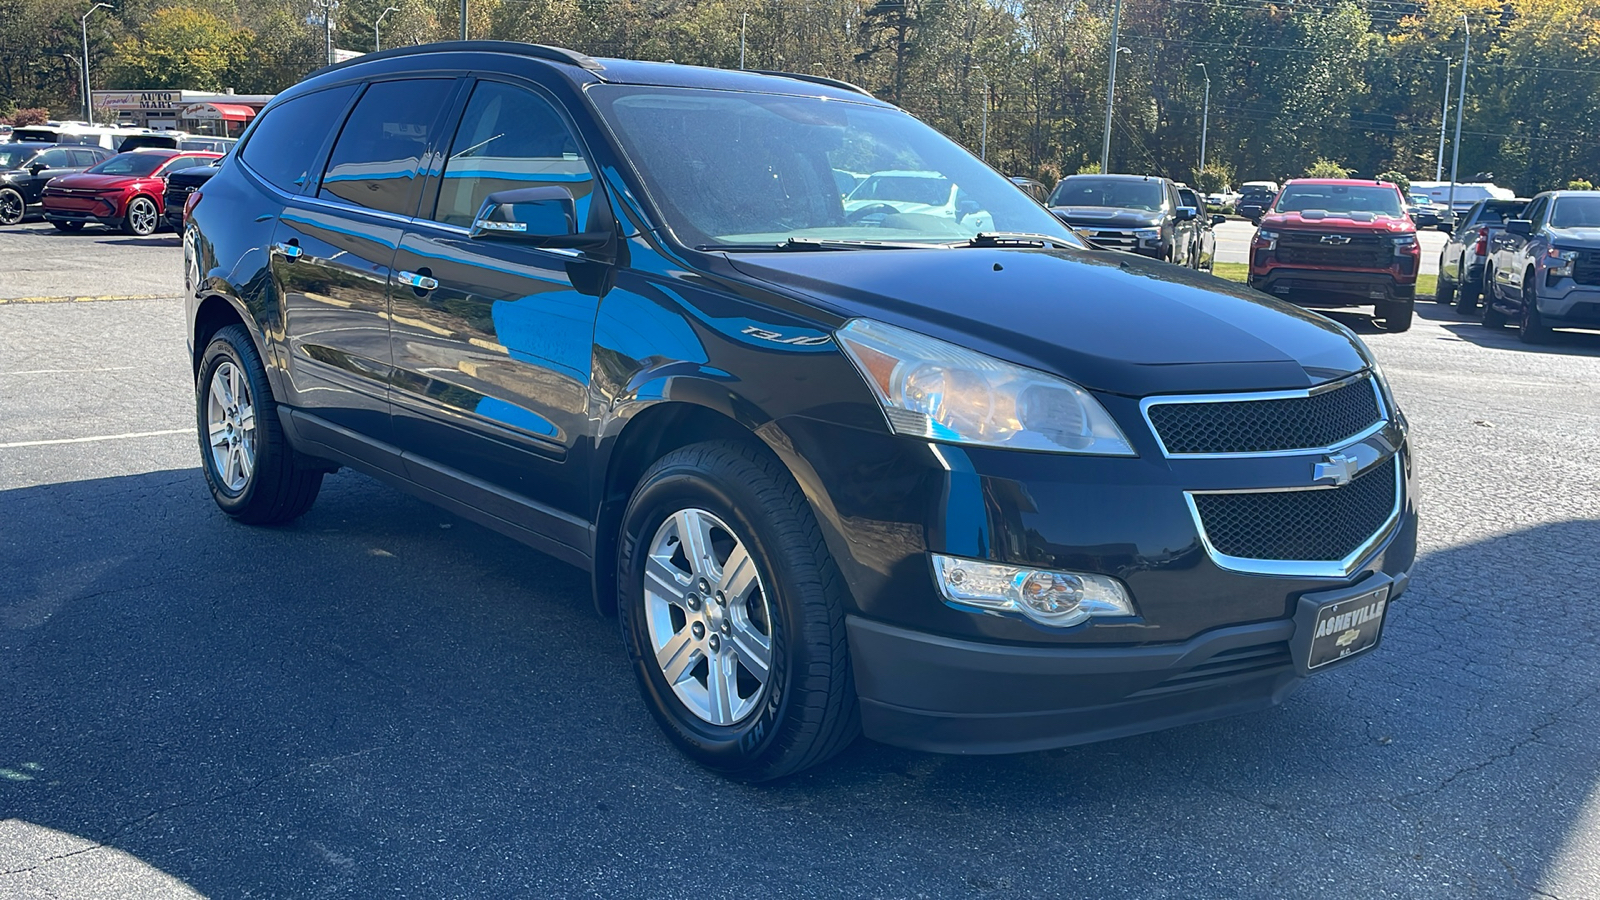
top-left (3, 223), bottom-right (1599, 899)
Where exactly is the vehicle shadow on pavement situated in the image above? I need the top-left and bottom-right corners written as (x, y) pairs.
top-left (2, 468), bottom-right (1597, 898)
top-left (1411, 299), bottom-right (1600, 356)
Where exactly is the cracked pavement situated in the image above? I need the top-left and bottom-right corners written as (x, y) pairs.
top-left (1, 233), bottom-right (1599, 898)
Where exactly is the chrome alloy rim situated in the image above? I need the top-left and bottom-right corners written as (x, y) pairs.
top-left (0, 190), bottom-right (21, 225)
top-left (205, 361), bottom-right (257, 493)
top-left (644, 508), bottom-right (774, 726)
top-left (128, 198), bottom-right (157, 234)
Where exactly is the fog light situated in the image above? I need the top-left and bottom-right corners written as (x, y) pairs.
top-left (931, 554), bottom-right (1134, 627)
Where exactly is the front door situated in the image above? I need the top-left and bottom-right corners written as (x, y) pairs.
top-left (271, 77), bottom-right (457, 441)
top-left (388, 78), bottom-right (604, 536)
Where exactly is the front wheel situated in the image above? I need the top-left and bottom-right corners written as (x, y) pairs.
top-left (197, 324), bottom-right (324, 524)
top-left (1377, 298), bottom-right (1413, 333)
top-left (1518, 272), bottom-right (1553, 344)
top-left (0, 188), bottom-right (24, 226)
top-left (618, 440), bottom-right (858, 781)
top-left (1434, 271), bottom-right (1455, 303)
top-left (122, 196), bottom-right (159, 236)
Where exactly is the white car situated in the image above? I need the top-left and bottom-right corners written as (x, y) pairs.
top-left (843, 170), bottom-right (996, 234)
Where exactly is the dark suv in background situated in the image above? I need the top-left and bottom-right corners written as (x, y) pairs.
top-left (1048, 173), bottom-right (1197, 265)
top-left (185, 41), bottom-right (1416, 779)
top-left (0, 142), bottom-right (114, 226)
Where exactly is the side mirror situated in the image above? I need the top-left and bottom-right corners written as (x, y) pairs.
top-left (1251, 216), bottom-right (1263, 227)
top-left (1212, 214), bottom-right (1227, 227)
top-left (1437, 222), bottom-right (1454, 235)
top-left (28, 162), bottom-right (47, 175)
top-left (1175, 206), bottom-right (1197, 222)
top-left (1505, 219), bottom-right (1532, 236)
top-left (470, 186), bottom-right (610, 251)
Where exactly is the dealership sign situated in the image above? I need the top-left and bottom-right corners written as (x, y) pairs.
top-left (93, 91), bottom-right (181, 110)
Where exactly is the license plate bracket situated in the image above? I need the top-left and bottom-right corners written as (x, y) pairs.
top-left (1291, 575), bottom-right (1392, 674)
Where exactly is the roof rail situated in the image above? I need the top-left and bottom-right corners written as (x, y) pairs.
top-left (748, 70), bottom-right (873, 97)
top-left (307, 40), bottom-right (604, 79)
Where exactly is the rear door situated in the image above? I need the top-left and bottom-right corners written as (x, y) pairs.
top-left (270, 77), bottom-right (458, 442)
top-left (387, 76), bottom-right (604, 534)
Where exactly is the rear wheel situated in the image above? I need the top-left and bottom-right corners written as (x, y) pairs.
top-left (1518, 271), bottom-right (1553, 344)
top-left (1481, 273), bottom-right (1510, 328)
top-left (1377, 298), bottom-right (1413, 333)
top-left (197, 324), bottom-right (324, 524)
top-left (1454, 275), bottom-right (1481, 315)
top-left (122, 196), bottom-right (159, 236)
top-left (1433, 269), bottom-right (1455, 303)
top-left (0, 188), bottom-right (24, 226)
top-left (618, 440), bottom-right (858, 781)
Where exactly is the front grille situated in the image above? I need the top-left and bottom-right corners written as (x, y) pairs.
top-left (1192, 457), bottom-right (1398, 562)
top-left (1080, 229), bottom-right (1138, 251)
top-left (1575, 251), bottom-right (1600, 286)
top-left (1146, 374), bottom-right (1383, 455)
top-left (1128, 643), bottom-right (1293, 698)
top-left (1276, 231), bottom-right (1393, 268)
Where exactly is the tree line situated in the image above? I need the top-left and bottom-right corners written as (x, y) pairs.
top-left (2, 0), bottom-right (1596, 195)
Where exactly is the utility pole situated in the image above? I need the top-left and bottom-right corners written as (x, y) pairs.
top-left (311, 0), bottom-right (339, 65)
top-left (740, 10), bottom-right (747, 69)
top-left (80, 2), bottom-right (111, 123)
top-left (973, 67), bottom-right (988, 161)
top-left (375, 6), bottom-right (397, 52)
top-left (1435, 57), bottom-right (1451, 181)
top-left (460, 0), bottom-right (467, 40)
top-left (1196, 62), bottom-right (1210, 176)
top-left (1447, 15), bottom-right (1468, 214)
top-left (1099, 0), bottom-right (1124, 173)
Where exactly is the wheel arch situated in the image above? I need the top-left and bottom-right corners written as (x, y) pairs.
top-left (191, 293), bottom-right (267, 378)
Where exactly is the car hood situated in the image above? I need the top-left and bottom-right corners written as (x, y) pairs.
top-left (724, 247), bottom-right (1369, 396)
top-left (1262, 211), bottom-right (1413, 233)
top-left (1049, 207), bottom-right (1163, 228)
top-left (45, 173), bottom-right (142, 190)
top-left (1549, 227), bottom-right (1600, 246)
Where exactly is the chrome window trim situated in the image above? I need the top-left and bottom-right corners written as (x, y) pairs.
top-left (1183, 453), bottom-right (1404, 578)
top-left (1140, 370), bottom-right (1387, 459)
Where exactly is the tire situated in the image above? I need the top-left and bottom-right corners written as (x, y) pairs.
top-left (0, 188), bottom-right (24, 226)
top-left (122, 195), bottom-right (159, 236)
top-left (1518, 271), bottom-right (1554, 344)
top-left (196, 324), bottom-right (323, 525)
top-left (1453, 275), bottom-right (1480, 315)
top-left (51, 220), bottom-right (83, 232)
top-left (1433, 268), bottom-right (1455, 303)
top-left (1377, 298), bottom-right (1413, 333)
top-left (1481, 275), bottom-right (1510, 328)
top-left (618, 440), bottom-right (858, 781)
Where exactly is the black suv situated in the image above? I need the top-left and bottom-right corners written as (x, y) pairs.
top-left (1047, 173), bottom-right (1197, 264)
top-left (0, 142), bottom-right (114, 226)
top-left (185, 41), bottom-right (1417, 779)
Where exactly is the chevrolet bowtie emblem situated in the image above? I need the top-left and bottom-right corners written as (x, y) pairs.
top-left (1335, 629), bottom-right (1361, 648)
top-left (1320, 234), bottom-right (1352, 244)
top-left (1314, 453), bottom-right (1360, 486)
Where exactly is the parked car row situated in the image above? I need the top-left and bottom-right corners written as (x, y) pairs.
top-left (1434, 191), bottom-right (1600, 343)
top-left (0, 142), bottom-right (219, 234)
top-left (1045, 173), bottom-right (1222, 271)
top-left (2, 121), bottom-right (237, 154)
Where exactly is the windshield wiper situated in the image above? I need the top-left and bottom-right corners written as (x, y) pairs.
top-left (954, 232), bottom-right (1081, 249)
top-left (698, 238), bottom-right (942, 252)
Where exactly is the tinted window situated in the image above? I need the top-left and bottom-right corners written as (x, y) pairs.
top-left (1274, 184), bottom-right (1404, 217)
top-left (0, 147), bottom-right (40, 169)
top-left (1474, 202), bottom-right (1525, 225)
top-left (320, 79), bottom-right (453, 216)
top-left (1051, 177), bottom-right (1166, 210)
top-left (1524, 197), bottom-right (1549, 226)
top-left (1178, 188), bottom-right (1201, 209)
top-left (36, 148), bottom-right (72, 168)
top-left (1550, 196), bottom-right (1600, 228)
top-left (69, 149), bottom-right (100, 166)
top-left (161, 156), bottom-right (206, 174)
top-left (88, 153), bottom-right (170, 176)
top-left (240, 85), bottom-right (357, 193)
top-left (432, 81), bottom-right (593, 229)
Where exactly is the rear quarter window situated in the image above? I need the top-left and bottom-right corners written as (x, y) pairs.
top-left (240, 86), bottom-right (358, 193)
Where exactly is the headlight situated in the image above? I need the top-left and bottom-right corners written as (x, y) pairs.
top-left (1393, 234), bottom-right (1418, 253)
top-left (1133, 227), bottom-right (1161, 241)
top-left (1546, 247), bottom-right (1578, 277)
top-left (931, 554), bottom-right (1135, 627)
top-left (836, 318), bottom-right (1135, 456)
top-left (1255, 229), bottom-right (1278, 250)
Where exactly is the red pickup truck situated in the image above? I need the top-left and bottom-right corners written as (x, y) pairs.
top-left (1247, 179), bottom-right (1421, 332)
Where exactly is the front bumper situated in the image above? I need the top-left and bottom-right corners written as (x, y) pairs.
top-left (42, 196), bottom-right (122, 228)
top-left (851, 569), bottom-right (1408, 754)
top-left (1536, 281), bottom-right (1600, 325)
top-left (1249, 267), bottom-right (1415, 303)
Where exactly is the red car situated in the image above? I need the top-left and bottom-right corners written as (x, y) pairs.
top-left (1247, 178), bottom-right (1421, 332)
top-left (41, 149), bottom-right (221, 236)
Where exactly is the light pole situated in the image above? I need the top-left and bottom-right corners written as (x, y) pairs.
top-left (1447, 15), bottom-right (1468, 214)
top-left (1099, 0), bottom-right (1125, 173)
top-left (311, 0), bottom-right (339, 65)
top-left (1195, 62), bottom-right (1210, 176)
top-left (972, 66), bottom-right (988, 161)
top-left (80, 2), bottom-right (112, 123)
top-left (459, 0), bottom-right (467, 40)
top-left (1435, 57), bottom-right (1451, 182)
top-left (375, 6), bottom-right (397, 51)
top-left (739, 10), bottom-right (747, 69)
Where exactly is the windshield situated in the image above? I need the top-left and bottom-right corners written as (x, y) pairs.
top-left (0, 147), bottom-right (40, 170)
top-left (1550, 196), bottom-right (1600, 228)
top-left (1474, 202), bottom-right (1525, 225)
top-left (1274, 184), bottom-right (1404, 217)
top-left (86, 152), bottom-right (169, 177)
top-left (1049, 177), bottom-right (1165, 211)
top-left (588, 86), bottom-right (1074, 247)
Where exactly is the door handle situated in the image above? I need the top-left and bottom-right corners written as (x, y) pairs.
top-left (397, 270), bottom-right (438, 292)
top-left (272, 241), bottom-right (302, 260)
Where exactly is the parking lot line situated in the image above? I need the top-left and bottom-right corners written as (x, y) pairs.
top-left (0, 428), bottom-right (191, 449)
top-left (0, 294), bottom-right (176, 305)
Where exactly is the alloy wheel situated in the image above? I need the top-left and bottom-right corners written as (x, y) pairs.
top-left (0, 189), bottom-right (22, 226)
top-left (127, 198), bottom-right (158, 235)
top-left (205, 360), bottom-right (257, 493)
top-left (643, 508), bottom-right (774, 726)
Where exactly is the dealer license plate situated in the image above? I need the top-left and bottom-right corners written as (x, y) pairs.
top-left (1307, 586), bottom-right (1389, 670)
